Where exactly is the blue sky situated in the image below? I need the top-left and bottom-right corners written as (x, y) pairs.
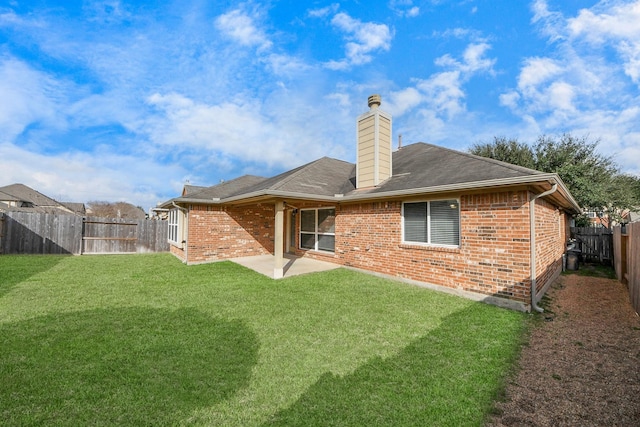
top-left (1, 0), bottom-right (639, 211)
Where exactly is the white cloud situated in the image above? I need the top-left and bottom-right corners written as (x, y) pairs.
top-left (389, 0), bottom-right (419, 17)
top-left (568, 1), bottom-right (640, 42)
top-left (387, 87), bottom-right (422, 116)
top-left (530, 0), bottom-right (565, 41)
top-left (84, 0), bottom-right (131, 23)
top-left (511, 57), bottom-right (579, 113)
top-left (215, 8), bottom-right (272, 50)
top-left (386, 42), bottom-right (495, 120)
top-left (325, 12), bottom-right (393, 68)
top-left (308, 3), bottom-right (340, 18)
top-left (0, 57), bottom-right (67, 140)
top-left (499, 91), bottom-right (520, 109)
top-left (500, 1), bottom-right (640, 176)
top-left (517, 57), bottom-right (563, 90)
top-left (417, 71), bottom-right (466, 118)
top-left (434, 27), bottom-right (476, 40)
top-left (462, 42), bottom-right (496, 73)
top-left (264, 53), bottom-right (311, 77)
top-left (435, 43), bottom-right (495, 75)
top-left (567, 0), bottom-right (640, 84)
top-left (0, 142), bottom-right (181, 209)
top-left (144, 91), bottom-right (348, 171)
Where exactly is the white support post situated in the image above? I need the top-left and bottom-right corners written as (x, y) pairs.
top-left (274, 200), bottom-right (284, 279)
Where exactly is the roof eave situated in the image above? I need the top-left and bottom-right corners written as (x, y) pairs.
top-left (161, 189), bottom-right (338, 207)
top-left (344, 173), bottom-right (580, 213)
top-left (161, 173), bottom-right (581, 214)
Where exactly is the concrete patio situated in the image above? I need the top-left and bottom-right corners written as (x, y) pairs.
top-left (230, 254), bottom-right (340, 279)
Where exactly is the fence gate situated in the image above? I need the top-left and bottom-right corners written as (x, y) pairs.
top-left (82, 217), bottom-right (138, 254)
top-left (81, 216), bottom-right (169, 254)
top-left (570, 227), bottom-right (613, 264)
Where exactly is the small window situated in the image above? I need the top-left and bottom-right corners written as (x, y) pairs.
top-left (300, 208), bottom-right (335, 252)
top-left (403, 200), bottom-right (460, 247)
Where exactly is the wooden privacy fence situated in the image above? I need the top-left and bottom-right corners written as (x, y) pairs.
top-left (613, 223), bottom-right (640, 315)
top-left (570, 227), bottom-right (613, 264)
top-left (0, 212), bottom-right (168, 255)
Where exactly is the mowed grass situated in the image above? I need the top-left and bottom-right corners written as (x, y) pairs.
top-left (0, 253), bottom-right (527, 426)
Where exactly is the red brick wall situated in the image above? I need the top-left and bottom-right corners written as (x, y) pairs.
top-left (333, 191), bottom-right (534, 305)
top-left (185, 204), bottom-right (275, 264)
top-left (533, 197), bottom-right (567, 295)
top-left (170, 243), bottom-right (186, 261)
top-left (173, 190), bottom-right (568, 308)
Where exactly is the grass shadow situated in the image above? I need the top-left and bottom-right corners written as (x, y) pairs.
top-left (0, 255), bottom-right (67, 298)
top-left (0, 307), bottom-right (259, 425)
top-left (263, 303), bottom-right (525, 427)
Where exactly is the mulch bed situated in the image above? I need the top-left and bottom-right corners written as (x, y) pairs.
top-left (488, 269), bottom-right (640, 426)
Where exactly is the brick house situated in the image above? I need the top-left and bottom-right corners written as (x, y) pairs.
top-left (160, 95), bottom-right (580, 312)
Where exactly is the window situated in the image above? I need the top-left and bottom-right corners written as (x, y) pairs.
top-left (168, 208), bottom-right (185, 245)
top-left (300, 208), bottom-right (335, 252)
top-left (403, 200), bottom-right (460, 247)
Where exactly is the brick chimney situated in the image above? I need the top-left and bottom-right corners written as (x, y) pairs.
top-left (356, 94), bottom-right (392, 188)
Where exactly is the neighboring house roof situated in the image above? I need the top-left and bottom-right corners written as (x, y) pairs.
top-left (0, 183), bottom-right (61, 207)
top-left (0, 190), bottom-right (20, 202)
top-left (161, 142), bottom-right (580, 213)
top-left (60, 202), bottom-right (87, 215)
top-left (626, 211), bottom-right (640, 223)
top-left (0, 183), bottom-right (79, 214)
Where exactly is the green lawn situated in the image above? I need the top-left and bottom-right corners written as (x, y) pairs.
top-left (0, 253), bottom-right (527, 426)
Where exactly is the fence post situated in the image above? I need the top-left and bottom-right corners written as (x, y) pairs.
top-left (629, 223), bottom-right (639, 314)
top-left (80, 217), bottom-right (85, 255)
top-left (0, 213), bottom-right (4, 254)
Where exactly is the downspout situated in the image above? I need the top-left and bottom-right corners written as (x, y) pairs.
top-left (529, 183), bottom-right (558, 313)
top-left (172, 202), bottom-right (188, 263)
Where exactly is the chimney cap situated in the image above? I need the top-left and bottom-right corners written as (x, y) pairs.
top-left (368, 94), bottom-right (381, 109)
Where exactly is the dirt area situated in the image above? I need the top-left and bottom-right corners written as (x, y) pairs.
top-left (489, 268), bottom-right (640, 426)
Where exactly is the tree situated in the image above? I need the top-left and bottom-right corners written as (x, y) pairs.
top-left (469, 137), bottom-right (535, 169)
top-left (87, 201), bottom-right (147, 219)
top-left (469, 134), bottom-right (640, 226)
top-left (532, 134), bottom-right (618, 212)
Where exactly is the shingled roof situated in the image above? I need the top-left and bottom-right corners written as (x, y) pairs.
top-left (183, 175), bottom-right (267, 200)
top-left (363, 142), bottom-right (543, 194)
top-left (0, 183), bottom-right (61, 208)
top-left (228, 157), bottom-right (355, 198)
top-left (161, 142), bottom-right (579, 212)
top-left (0, 183), bottom-right (81, 214)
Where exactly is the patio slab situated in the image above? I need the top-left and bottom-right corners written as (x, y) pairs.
top-left (230, 254), bottom-right (340, 279)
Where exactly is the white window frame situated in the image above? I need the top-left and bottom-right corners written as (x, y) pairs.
top-left (402, 199), bottom-right (460, 248)
top-left (168, 208), bottom-right (186, 246)
top-left (299, 207), bottom-right (335, 253)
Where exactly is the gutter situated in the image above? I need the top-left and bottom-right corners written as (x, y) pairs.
top-left (529, 182), bottom-right (558, 313)
top-left (172, 202), bottom-right (189, 263)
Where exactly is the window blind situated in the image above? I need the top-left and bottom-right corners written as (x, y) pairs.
top-left (430, 200), bottom-right (459, 246)
top-left (404, 202), bottom-right (428, 243)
